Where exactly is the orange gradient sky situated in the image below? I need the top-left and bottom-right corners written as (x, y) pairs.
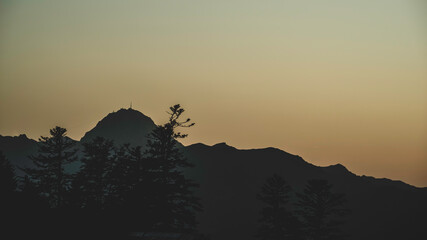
top-left (1, 0), bottom-right (426, 187)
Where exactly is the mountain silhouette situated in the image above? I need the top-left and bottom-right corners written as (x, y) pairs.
top-left (183, 143), bottom-right (427, 240)
top-left (80, 108), bottom-right (157, 147)
top-left (1, 108), bottom-right (166, 176)
top-left (0, 134), bottom-right (38, 176)
top-left (1, 108), bottom-right (426, 240)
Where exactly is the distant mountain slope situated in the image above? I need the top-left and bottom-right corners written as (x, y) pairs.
top-left (183, 142), bottom-right (427, 240)
top-left (0, 134), bottom-right (80, 176)
top-left (0, 134), bottom-right (39, 175)
top-left (80, 108), bottom-right (157, 147)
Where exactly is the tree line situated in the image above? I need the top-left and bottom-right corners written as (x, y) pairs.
top-left (1, 104), bottom-right (202, 238)
top-left (256, 175), bottom-right (349, 240)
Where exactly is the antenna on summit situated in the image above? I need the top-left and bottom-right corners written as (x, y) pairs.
top-left (130, 101), bottom-right (132, 109)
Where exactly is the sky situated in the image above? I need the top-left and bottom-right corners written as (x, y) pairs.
top-left (0, 0), bottom-right (426, 187)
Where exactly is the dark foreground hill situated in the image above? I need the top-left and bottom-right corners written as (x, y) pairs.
top-left (183, 143), bottom-right (427, 240)
top-left (1, 108), bottom-right (426, 240)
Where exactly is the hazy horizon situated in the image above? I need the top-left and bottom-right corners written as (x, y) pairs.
top-left (1, 0), bottom-right (426, 187)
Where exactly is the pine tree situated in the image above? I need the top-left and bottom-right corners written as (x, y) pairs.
top-left (108, 144), bottom-right (146, 208)
top-left (296, 179), bottom-right (348, 240)
top-left (107, 144), bottom-right (133, 207)
top-left (257, 174), bottom-right (302, 240)
top-left (20, 175), bottom-right (49, 210)
top-left (0, 151), bottom-right (18, 213)
top-left (78, 136), bottom-right (115, 209)
top-left (144, 104), bottom-right (201, 231)
top-left (23, 126), bottom-right (77, 208)
top-left (117, 144), bottom-right (155, 229)
top-left (0, 151), bottom-right (17, 194)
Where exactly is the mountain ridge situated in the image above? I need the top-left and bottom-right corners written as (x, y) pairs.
top-left (0, 107), bottom-right (424, 189)
top-left (182, 142), bottom-right (427, 240)
top-left (1, 108), bottom-right (426, 239)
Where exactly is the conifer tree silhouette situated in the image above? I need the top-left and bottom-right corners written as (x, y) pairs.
top-left (107, 143), bottom-right (134, 207)
top-left (144, 104), bottom-right (201, 231)
top-left (20, 175), bottom-right (47, 208)
top-left (108, 144), bottom-right (147, 209)
top-left (257, 174), bottom-right (302, 240)
top-left (23, 126), bottom-right (77, 208)
top-left (119, 144), bottom-right (154, 228)
top-left (0, 151), bottom-right (17, 194)
top-left (77, 136), bottom-right (115, 209)
top-left (296, 179), bottom-right (348, 240)
top-left (0, 151), bottom-right (18, 213)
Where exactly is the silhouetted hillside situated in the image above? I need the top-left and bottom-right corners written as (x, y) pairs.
top-left (183, 142), bottom-right (427, 240)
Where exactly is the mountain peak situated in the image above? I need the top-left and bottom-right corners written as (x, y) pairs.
top-left (212, 142), bottom-right (236, 150)
top-left (18, 134), bottom-right (28, 139)
top-left (328, 163), bottom-right (348, 170)
top-left (80, 108), bottom-right (157, 147)
top-left (322, 163), bottom-right (354, 176)
top-left (106, 107), bottom-right (152, 120)
top-left (0, 133), bottom-right (35, 143)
